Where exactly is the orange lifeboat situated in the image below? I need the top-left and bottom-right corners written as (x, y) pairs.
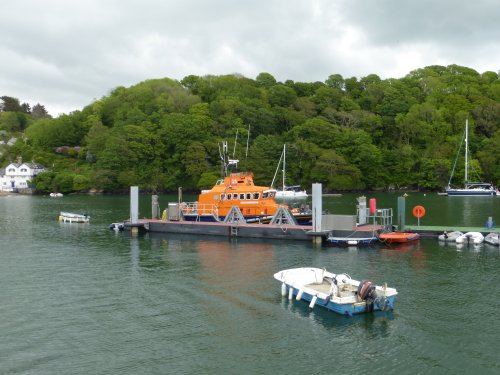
top-left (202, 172), bottom-right (280, 217)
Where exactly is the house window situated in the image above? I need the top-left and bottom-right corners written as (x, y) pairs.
top-left (21, 168), bottom-right (27, 172)
top-left (8, 168), bottom-right (15, 172)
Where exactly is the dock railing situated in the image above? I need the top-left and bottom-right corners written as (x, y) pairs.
top-left (360, 207), bottom-right (393, 230)
top-left (180, 202), bottom-right (220, 221)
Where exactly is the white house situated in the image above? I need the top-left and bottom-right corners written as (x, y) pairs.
top-left (0, 162), bottom-right (46, 192)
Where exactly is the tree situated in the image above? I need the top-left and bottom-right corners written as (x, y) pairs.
top-left (0, 112), bottom-right (23, 132)
top-left (325, 74), bottom-right (344, 90)
top-left (84, 118), bottom-right (111, 162)
top-left (31, 104), bottom-right (50, 119)
top-left (311, 149), bottom-right (364, 191)
top-left (1, 96), bottom-right (22, 112)
top-left (268, 84), bottom-right (297, 107)
top-left (255, 72), bottom-right (277, 88)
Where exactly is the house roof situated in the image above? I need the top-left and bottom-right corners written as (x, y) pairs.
top-left (24, 163), bottom-right (45, 169)
top-left (4, 162), bottom-right (46, 170)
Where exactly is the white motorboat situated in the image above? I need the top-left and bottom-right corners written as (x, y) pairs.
top-left (59, 211), bottom-right (90, 223)
top-left (274, 267), bottom-right (397, 316)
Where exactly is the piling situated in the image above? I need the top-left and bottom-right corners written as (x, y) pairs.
top-left (312, 183), bottom-right (323, 244)
top-left (357, 196), bottom-right (367, 225)
top-left (397, 196), bottom-right (406, 231)
top-left (152, 195), bottom-right (160, 219)
top-left (130, 186), bottom-right (139, 235)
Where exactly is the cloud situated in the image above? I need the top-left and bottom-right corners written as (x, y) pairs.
top-left (0, 0), bottom-right (498, 115)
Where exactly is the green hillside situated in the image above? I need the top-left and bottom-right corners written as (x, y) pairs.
top-left (1, 65), bottom-right (499, 194)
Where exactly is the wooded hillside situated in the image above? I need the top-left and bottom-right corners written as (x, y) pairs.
top-left (1, 64), bottom-right (499, 193)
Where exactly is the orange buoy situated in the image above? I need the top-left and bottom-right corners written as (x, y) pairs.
top-left (412, 205), bottom-right (426, 218)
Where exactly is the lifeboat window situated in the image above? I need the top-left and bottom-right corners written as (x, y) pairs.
top-left (227, 194), bottom-right (232, 200)
top-left (253, 192), bottom-right (260, 200)
top-left (213, 194), bottom-right (219, 200)
top-left (221, 194), bottom-right (226, 200)
top-left (246, 193), bottom-right (251, 199)
top-left (233, 193), bottom-right (238, 199)
top-left (270, 192), bottom-right (275, 198)
top-left (239, 193), bottom-right (245, 199)
top-left (262, 192), bottom-right (268, 199)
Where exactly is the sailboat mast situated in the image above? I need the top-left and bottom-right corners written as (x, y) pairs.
top-left (465, 119), bottom-right (468, 183)
top-left (282, 144), bottom-right (286, 190)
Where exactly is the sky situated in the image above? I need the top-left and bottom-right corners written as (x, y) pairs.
top-left (1, 0), bottom-right (499, 116)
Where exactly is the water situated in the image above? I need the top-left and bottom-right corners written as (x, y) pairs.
top-left (1, 193), bottom-right (499, 374)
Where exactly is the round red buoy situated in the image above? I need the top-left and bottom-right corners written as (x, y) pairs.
top-left (369, 198), bottom-right (376, 215)
top-left (412, 205), bottom-right (426, 218)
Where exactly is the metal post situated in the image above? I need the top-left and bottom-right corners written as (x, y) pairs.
top-left (130, 186), bottom-right (139, 235)
top-left (357, 196), bottom-right (366, 225)
top-left (312, 183), bottom-right (322, 244)
top-left (397, 196), bottom-right (405, 231)
top-left (312, 183), bottom-right (322, 232)
top-left (178, 187), bottom-right (182, 204)
top-left (130, 186), bottom-right (139, 224)
top-left (152, 195), bottom-right (159, 219)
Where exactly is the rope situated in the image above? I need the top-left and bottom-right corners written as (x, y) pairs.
top-left (448, 130), bottom-right (466, 187)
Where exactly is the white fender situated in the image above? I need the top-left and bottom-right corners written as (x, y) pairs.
top-left (281, 282), bottom-right (287, 296)
top-left (309, 295), bottom-right (318, 309)
top-left (288, 286), bottom-right (294, 300)
top-left (296, 289), bottom-right (304, 301)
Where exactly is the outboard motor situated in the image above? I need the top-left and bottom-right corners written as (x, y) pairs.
top-left (358, 280), bottom-right (377, 312)
top-left (358, 280), bottom-right (376, 300)
top-left (357, 280), bottom-right (392, 312)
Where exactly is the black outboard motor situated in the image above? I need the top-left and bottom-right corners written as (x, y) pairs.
top-left (358, 280), bottom-right (376, 300)
top-left (358, 280), bottom-right (392, 312)
top-left (358, 280), bottom-right (377, 312)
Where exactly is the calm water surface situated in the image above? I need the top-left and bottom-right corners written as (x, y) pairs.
top-left (1, 193), bottom-right (499, 374)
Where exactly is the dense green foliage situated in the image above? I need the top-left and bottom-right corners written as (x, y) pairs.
top-left (1, 65), bottom-right (499, 194)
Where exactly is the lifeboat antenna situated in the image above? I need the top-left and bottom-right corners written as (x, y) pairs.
top-left (244, 125), bottom-right (250, 172)
top-left (232, 129), bottom-right (238, 159)
top-left (227, 130), bottom-right (239, 172)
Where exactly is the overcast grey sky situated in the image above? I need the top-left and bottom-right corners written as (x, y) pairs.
top-left (1, 0), bottom-right (499, 116)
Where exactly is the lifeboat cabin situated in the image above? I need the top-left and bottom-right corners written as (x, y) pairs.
top-left (182, 172), bottom-right (284, 222)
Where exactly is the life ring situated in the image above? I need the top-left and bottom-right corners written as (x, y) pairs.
top-left (412, 205), bottom-right (426, 218)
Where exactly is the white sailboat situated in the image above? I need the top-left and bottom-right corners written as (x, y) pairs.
top-left (445, 119), bottom-right (497, 196)
top-left (272, 144), bottom-right (308, 199)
